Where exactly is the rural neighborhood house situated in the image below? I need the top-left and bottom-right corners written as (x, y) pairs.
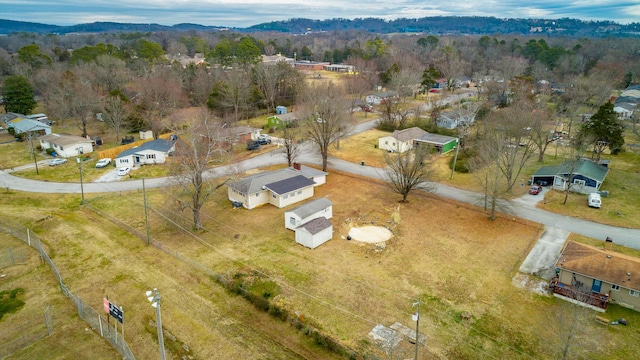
top-left (39, 133), bottom-right (93, 157)
top-left (530, 158), bottom-right (609, 194)
top-left (114, 138), bottom-right (176, 168)
top-left (551, 240), bottom-right (640, 312)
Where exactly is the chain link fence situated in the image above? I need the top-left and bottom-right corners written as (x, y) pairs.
top-left (0, 305), bottom-right (53, 358)
top-left (0, 220), bottom-right (135, 360)
top-left (0, 247), bottom-right (27, 269)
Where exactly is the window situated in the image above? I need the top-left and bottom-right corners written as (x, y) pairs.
top-left (147, 154), bottom-right (156, 159)
top-left (611, 284), bottom-right (620, 291)
top-left (290, 217), bottom-right (296, 225)
top-left (573, 179), bottom-right (586, 186)
top-left (297, 191), bottom-right (302, 195)
top-left (630, 289), bottom-right (639, 297)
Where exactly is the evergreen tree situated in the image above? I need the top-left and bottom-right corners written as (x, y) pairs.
top-left (579, 101), bottom-right (625, 160)
top-left (2, 75), bottom-right (37, 114)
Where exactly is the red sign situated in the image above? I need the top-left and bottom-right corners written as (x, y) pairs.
top-left (103, 298), bottom-right (110, 313)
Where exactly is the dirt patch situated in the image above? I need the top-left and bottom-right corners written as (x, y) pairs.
top-left (348, 226), bottom-right (392, 243)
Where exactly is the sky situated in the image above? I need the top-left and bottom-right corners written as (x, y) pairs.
top-left (3, 1), bottom-right (640, 28)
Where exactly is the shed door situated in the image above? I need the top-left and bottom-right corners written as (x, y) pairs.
top-left (591, 279), bottom-right (602, 293)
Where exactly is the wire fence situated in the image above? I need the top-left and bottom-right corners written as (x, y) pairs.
top-left (0, 306), bottom-right (53, 358)
top-left (0, 219), bottom-right (135, 360)
top-left (0, 247), bottom-right (27, 269)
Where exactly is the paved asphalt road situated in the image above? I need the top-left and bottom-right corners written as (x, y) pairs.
top-left (1, 94), bottom-right (638, 249)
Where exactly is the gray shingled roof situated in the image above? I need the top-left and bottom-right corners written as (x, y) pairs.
top-left (39, 133), bottom-right (87, 147)
top-left (228, 168), bottom-right (302, 195)
top-left (116, 139), bottom-right (175, 158)
top-left (288, 198), bottom-right (332, 219)
top-left (390, 127), bottom-right (428, 142)
top-left (265, 175), bottom-right (316, 195)
top-left (533, 159), bottom-right (609, 182)
top-left (299, 217), bottom-right (332, 235)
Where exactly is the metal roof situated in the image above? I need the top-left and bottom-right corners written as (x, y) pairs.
top-left (39, 133), bottom-right (88, 147)
top-left (287, 198), bottom-right (332, 219)
top-left (390, 127), bottom-right (428, 142)
top-left (533, 159), bottom-right (609, 182)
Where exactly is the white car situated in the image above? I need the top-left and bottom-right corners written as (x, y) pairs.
top-left (117, 167), bottom-right (131, 176)
top-left (95, 158), bottom-right (111, 168)
top-left (48, 158), bottom-right (68, 166)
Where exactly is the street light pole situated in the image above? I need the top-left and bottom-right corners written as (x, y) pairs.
top-left (146, 288), bottom-right (166, 360)
top-left (76, 158), bottom-right (84, 203)
top-left (413, 298), bottom-right (421, 360)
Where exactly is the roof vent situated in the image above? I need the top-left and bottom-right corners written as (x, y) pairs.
top-left (627, 272), bottom-right (632, 276)
top-left (606, 255), bottom-right (612, 259)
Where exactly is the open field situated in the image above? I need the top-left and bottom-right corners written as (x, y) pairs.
top-left (2, 168), bottom-right (640, 359)
top-left (0, 234), bottom-right (117, 360)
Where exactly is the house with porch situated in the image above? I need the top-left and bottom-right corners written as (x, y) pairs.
top-left (39, 133), bottom-right (93, 158)
top-left (227, 167), bottom-right (320, 209)
top-left (530, 158), bottom-right (609, 194)
top-left (550, 240), bottom-right (640, 312)
top-left (114, 138), bottom-right (176, 168)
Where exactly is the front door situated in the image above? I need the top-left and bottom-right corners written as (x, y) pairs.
top-left (592, 279), bottom-right (602, 293)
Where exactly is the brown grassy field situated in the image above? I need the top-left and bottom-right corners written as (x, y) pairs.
top-left (4, 164), bottom-right (640, 359)
top-left (0, 234), bottom-right (117, 360)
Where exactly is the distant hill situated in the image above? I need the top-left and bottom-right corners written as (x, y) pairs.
top-left (1, 17), bottom-right (640, 37)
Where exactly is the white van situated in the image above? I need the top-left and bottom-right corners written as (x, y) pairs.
top-left (588, 193), bottom-right (602, 208)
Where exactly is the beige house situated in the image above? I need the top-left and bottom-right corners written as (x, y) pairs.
top-left (551, 240), bottom-right (640, 312)
top-left (378, 127), bottom-right (428, 153)
top-left (227, 168), bottom-right (318, 209)
top-left (39, 133), bottom-right (93, 158)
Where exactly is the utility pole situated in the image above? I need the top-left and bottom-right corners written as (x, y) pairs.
top-left (413, 298), bottom-right (421, 360)
top-left (143, 178), bottom-right (151, 245)
top-left (77, 158), bottom-right (84, 203)
top-left (146, 288), bottom-right (166, 360)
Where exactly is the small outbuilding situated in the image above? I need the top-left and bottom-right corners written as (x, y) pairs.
top-left (294, 217), bottom-right (333, 249)
top-left (284, 197), bottom-right (332, 230)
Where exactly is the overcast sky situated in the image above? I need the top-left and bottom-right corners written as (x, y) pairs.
top-left (4, 1), bottom-right (639, 28)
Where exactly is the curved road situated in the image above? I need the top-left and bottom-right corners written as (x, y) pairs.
top-left (1, 106), bottom-right (638, 250)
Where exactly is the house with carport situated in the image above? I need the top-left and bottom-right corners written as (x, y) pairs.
top-left (378, 127), bottom-right (428, 153)
top-left (378, 127), bottom-right (457, 154)
top-left (530, 158), bottom-right (609, 194)
top-left (39, 133), bottom-right (93, 158)
top-left (550, 240), bottom-right (640, 312)
top-left (227, 167), bottom-right (320, 209)
top-left (114, 138), bottom-right (175, 168)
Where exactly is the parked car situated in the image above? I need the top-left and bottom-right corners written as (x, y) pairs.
top-left (95, 158), bottom-right (111, 168)
top-left (48, 158), bottom-right (67, 166)
top-left (117, 167), bottom-right (131, 176)
top-left (588, 193), bottom-right (602, 208)
top-left (246, 140), bottom-right (261, 151)
top-left (257, 136), bottom-right (271, 145)
top-left (528, 185), bottom-right (542, 195)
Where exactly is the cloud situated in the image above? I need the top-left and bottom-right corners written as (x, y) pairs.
top-left (2, 1), bottom-right (634, 27)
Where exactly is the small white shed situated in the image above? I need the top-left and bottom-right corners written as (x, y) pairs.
top-left (294, 217), bottom-right (333, 249)
top-left (284, 197), bottom-right (333, 230)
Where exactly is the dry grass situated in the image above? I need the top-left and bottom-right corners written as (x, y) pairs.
top-left (2, 167), bottom-right (640, 358)
top-left (0, 234), bottom-right (116, 360)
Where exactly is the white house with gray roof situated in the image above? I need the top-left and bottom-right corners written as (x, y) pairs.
top-left (115, 138), bottom-right (175, 168)
top-left (39, 133), bottom-right (92, 158)
top-left (227, 167), bottom-right (319, 209)
top-left (284, 197), bottom-right (332, 230)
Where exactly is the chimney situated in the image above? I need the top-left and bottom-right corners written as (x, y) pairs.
top-left (605, 237), bottom-right (613, 251)
top-left (293, 162), bottom-right (301, 170)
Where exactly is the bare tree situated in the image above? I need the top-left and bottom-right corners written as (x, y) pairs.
top-left (90, 55), bottom-right (130, 95)
top-left (300, 82), bottom-right (352, 171)
top-left (217, 67), bottom-right (253, 124)
top-left (383, 145), bottom-right (436, 202)
top-left (169, 109), bottom-right (231, 230)
top-left (468, 139), bottom-right (512, 220)
top-left (253, 62), bottom-right (282, 114)
top-left (101, 90), bottom-right (130, 144)
top-left (547, 290), bottom-right (598, 360)
top-left (137, 67), bottom-right (185, 138)
top-left (281, 126), bottom-right (302, 167)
